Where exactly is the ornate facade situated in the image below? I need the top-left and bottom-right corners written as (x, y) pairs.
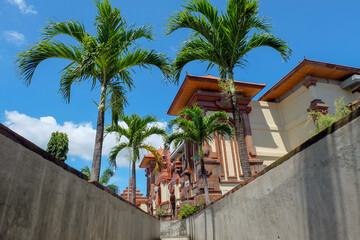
top-left (119, 178), bottom-right (147, 211)
top-left (140, 59), bottom-right (360, 218)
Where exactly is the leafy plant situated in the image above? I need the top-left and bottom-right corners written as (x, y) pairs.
top-left (309, 96), bottom-right (356, 136)
top-left (81, 165), bottom-right (119, 193)
top-left (157, 209), bottom-right (164, 218)
top-left (178, 203), bottom-right (204, 219)
top-left (46, 131), bottom-right (69, 161)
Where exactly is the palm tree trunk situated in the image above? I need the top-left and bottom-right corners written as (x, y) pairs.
top-left (132, 160), bottom-right (136, 205)
top-left (91, 84), bottom-right (106, 181)
top-left (228, 71), bottom-right (252, 180)
top-left (201, 158), bottom-right (211, 205)
top-left (199, 145), bottom-right (210, 205)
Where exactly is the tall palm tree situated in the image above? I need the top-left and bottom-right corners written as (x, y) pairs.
top-left (166, 105), bottom-right (234, 205)
top-left (106, 114), bottom-right (166, 204)
top-left (81, 165), bottom-right (119, 193)
top-left (16, 0), bottom-right (171, 182)
top-left (166, 0), bottom-right (291, 179)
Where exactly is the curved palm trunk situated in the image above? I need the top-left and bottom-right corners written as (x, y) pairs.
top-left (91, 84), bottom-right (106, 181)
top-left (132, 160), bottom-right (136, 205)
top-left (199, 145), bottom-right (210, 205)
top-left (228, 72), bottom-right (252, 180)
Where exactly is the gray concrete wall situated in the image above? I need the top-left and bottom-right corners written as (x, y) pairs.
top-left (0, 129), bottom-right (160, 240)
top-left (160, 220), bottom-right (187, 238)
top-left (162, 114), bottom-right (360, 240)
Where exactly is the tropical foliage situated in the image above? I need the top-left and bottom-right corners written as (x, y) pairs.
top-left (156, 209), bottom-right (164, 219)
top-left (309, 97), bottom-right (357, 136)
top-left (46, 131), bottom-right (69, 161)
top-left (106, 114), bottom-right (166, 204)
top-left (166, 0), bottom-right (291, 179)
top-left (81, 165), bottom-right (119, 193)
top-left (16, 0), bottom-right (171, 181)
top-left (178, 203), bottom-right (204, 219)
top-left (166, 105), bottom-right (234, 204)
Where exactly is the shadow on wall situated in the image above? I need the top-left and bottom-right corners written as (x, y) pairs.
top-left (299, 120), bottom-right (360, 240)
top-left (250, 104), bottom-right (284, 150)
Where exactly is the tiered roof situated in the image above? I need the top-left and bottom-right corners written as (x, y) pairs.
top-left (119, 179), bottom-right (147, 206)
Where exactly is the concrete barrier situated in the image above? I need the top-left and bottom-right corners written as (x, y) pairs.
top-left (162, 109), bottom-right (360, 240)
top-left (0, 124), bottom-right (160, 240)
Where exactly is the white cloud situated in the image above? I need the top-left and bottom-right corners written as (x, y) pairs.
top-left (2, 31), bottom-right (26, 46)
top-left (7, 0), bottom-right (37, 14)
top-left (4, 111), bottom-right (167, 168)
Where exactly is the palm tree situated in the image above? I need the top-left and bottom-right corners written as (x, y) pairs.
top-left (166, 105), bottom-right (234, 205)
top-left (166, 0), bottom-right (291, 179)
top-left (106, 114), bottom-right (166, 204)
top-left (16, 0), bottom-right (171, 182)
top-left (81, 165), bottom-right (119, 193)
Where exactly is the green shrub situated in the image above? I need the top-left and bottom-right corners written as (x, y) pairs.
top-left (309, 97), bottom-right (357, 136)
top-left (46, 131), bottom-right (69, 161)
top-left (178, 203), bottom-right (204, 219)
top-left (157, 209), bottom-right (164, 218)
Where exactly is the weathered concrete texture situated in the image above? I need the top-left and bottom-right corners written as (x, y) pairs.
top-left (0, 133), bottom-right (160, 240)
top-left (163, 116), bottom-right (360, 240)
top-left (160, 220), bottom-right (187, 239)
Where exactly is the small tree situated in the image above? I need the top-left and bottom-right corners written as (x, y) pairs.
top-left (46, 131), bottom-right (69, 161)
top-left (106, 114), bottom-right (166, 204)
top-left (166, 105), bottom-right (234, 205)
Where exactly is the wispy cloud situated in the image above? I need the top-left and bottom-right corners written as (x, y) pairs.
top-left (4, 111), bottom-right (167, 167)
top-left (7, 0), bottom-right (37, 14)
top-left (2, 30), bottom-right (26, 46)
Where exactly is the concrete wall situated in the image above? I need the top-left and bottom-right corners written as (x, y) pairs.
top-left (161, 110), bottom-right (360, 240)
top-left (0, 127), bottom-right (160, 240)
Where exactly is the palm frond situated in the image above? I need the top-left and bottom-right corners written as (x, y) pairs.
top-left (108, 142), bottom-right (128, 168)
top-left (16, 40), bottom-right (83, 86)
top-left (42, 20), bottom-right (88, 42)
top-left (80, 165), bottom-right (91, 179)
top-left (117, 48), bottom-right (171, 79)
top-left (99, 167), bottom-right (114, 184)
top-left (172, 37), bottom-right (223, 81)
top-left (105, 184), bottom-right (119, 193)
top-left (244, 32), bottom-right (292, 62)
top-left (139, 144), bottom-right (162, 172)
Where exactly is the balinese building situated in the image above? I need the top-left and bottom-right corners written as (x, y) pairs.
top-left (119, 178), bottom-right (147, 212)
top-left (140, 59), bottom-right (360, 218)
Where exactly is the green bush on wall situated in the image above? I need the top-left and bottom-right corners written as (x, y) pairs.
top-left (309, 96), bottom-right (358, 136)
top-left (178, 203), bottom-right (204, 219)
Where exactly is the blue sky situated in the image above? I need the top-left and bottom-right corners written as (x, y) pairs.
top-left (1, 0), bottom-right (360, 194)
